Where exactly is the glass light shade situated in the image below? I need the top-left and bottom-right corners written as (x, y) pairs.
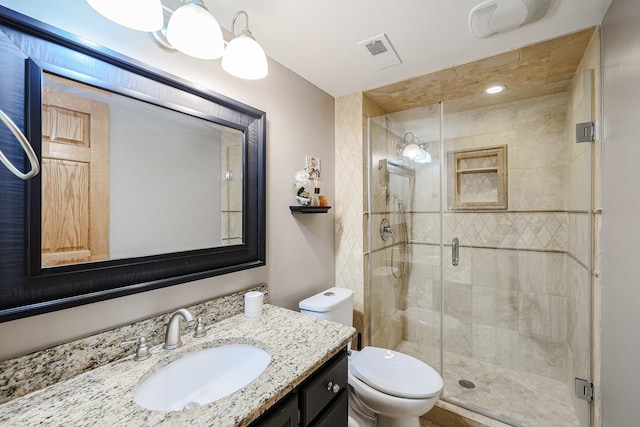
top-left (402, 143), bottom-right (432, 163)
top-left (222, 35), bottom-right (269, 80)
top-left (87, 0), bottom-right (163, 32)
top-left (402, 143), bottom-right (423, 159)
top-left (166, 2), bottom-right (225, 60)
top-left (415, 151), bottom-right (432, 164)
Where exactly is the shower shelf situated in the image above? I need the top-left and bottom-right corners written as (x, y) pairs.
top-left (289, 206), bottom-right (331, 214)
top-left (447, 145), bottom-right (508, 211)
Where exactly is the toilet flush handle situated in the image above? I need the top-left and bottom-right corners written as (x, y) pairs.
top-left (327, 381), bottom-right (341, 394)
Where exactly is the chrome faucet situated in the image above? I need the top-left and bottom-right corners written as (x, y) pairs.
top-left (163, 308), bottom-right (196, 350)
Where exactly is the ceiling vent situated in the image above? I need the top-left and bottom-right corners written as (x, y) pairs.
top-left (469, 0), bottom-right (553, 38)
top-left (357, 33), bottom-right (402, 70)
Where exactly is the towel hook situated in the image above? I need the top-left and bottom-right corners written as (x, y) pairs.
top-left (0, 108), bottom-right (39, 180)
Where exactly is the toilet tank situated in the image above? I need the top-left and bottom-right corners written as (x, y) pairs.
top-left (299, 287), bottom-right (353, 327)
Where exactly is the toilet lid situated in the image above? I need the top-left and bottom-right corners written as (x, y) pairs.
top-left (349, 347), bottom-right (443, 399)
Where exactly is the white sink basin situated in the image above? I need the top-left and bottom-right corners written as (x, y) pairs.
top-left (134, 344), bottom-right (271, 412)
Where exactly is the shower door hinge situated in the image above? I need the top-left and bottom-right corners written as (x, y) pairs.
top-left (576, 122), bottom-right (595, 143)
top-left (575, 378), bottom-right (594, 402)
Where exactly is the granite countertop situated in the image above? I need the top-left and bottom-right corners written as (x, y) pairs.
top-left (0, 305), bottom-right (356, 426)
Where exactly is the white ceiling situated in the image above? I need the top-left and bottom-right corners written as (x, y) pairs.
top-left (206, 0), bottom-right (612, 97)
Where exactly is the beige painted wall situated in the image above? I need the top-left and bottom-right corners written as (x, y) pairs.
top-left (601, 0), bottom-right (640, 425)
top-left (0, 0), bottom-right (335, 360)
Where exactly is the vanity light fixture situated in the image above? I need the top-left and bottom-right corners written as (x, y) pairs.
top-left (88, 0), bottom-right (268, 79)
top-left (166, 0), bottom-right (225, 60)
top-left (486, 85), bottom-right (505, 94)
top-left (222, 11), bottom-right (269, 80)
top-left (87, 0), bottom-right (164, 32)
top-left (398, 132), bottom-right (432, 164)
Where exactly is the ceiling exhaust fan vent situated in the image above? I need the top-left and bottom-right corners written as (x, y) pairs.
top-left (357, 33), bottom-right (402, 70)
top-left (365, 40), bottom-right (388, 56)
top-left (469, 0), bottom-right (554, 38)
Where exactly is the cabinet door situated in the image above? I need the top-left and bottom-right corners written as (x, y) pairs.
top-left (309, 388), bottom-right (348, 427)
top-left (253, 393), bottom-right (298, 427)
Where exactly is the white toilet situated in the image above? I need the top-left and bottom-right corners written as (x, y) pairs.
top-left (299, 287), bottom-right (443, 427)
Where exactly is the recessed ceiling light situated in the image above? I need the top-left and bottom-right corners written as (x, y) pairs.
top-left (486, 85), bottom-right (505, 94)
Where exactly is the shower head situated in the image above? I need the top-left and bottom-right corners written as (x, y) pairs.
top-left (385, 117), bottom-right (392, 130)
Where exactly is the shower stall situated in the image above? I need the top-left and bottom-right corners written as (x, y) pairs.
top-left (366, 70), bottom-right (595, 427)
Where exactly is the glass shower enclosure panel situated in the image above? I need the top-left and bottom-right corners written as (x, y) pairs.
top-left (367, 105), bottom-right (442, 372)
top-left (366, 69), bottom-right (593, 427)
top-left (441, 70), bottom-right (594, 427)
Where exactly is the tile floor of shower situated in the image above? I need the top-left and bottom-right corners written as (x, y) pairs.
top-left (396, 340), bottom-right (580, 427)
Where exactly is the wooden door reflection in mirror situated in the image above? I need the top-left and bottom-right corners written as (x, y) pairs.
top-left (41, 76), bottom-right (110, 266)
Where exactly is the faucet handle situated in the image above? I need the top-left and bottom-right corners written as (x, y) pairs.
top-left (193, 316), bottom-right (207, 338)
top-left (120, 336), bottom-right (151, 361)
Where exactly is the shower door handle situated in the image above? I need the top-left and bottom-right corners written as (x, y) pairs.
top-left (452, 237), bottom-right (459, 267)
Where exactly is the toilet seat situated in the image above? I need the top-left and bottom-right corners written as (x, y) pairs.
top-left (349, 346), bottom-right (443, 399)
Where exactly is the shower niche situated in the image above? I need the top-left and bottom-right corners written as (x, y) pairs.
top-left (447, 145), bottom-right (507, 210)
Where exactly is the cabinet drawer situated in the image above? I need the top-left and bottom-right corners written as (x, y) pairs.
top-left (301, 350), bottom-right (348, 426)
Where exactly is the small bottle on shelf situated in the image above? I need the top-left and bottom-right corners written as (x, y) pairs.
top-left (311, 187), bottom-right (321, 206)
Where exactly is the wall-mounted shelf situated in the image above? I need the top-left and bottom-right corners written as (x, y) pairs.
top-left (289, 206), bottom-right (331, 214)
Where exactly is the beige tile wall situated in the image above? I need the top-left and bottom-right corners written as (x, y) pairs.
top-left (402, 246), bottom-right (571, 381)
top-left (335, 93), bottom-right (389, 346)
top-left (335, 93), bottom-right (366, 339)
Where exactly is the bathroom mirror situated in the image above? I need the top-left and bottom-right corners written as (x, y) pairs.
top-left (0, 7), bottom-right (266, 321)
top-left (38, 73), bottom-right (244, 267)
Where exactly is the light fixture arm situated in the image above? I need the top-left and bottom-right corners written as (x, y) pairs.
top-left (403, 131), bottom-right (415, 144)
top-left (149, 2), bottom-right (178, 52)
top-left (232, 10), bottom-right (254, 39)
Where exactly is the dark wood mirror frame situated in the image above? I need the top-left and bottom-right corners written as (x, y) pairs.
top-left (0, 6), bottom-right (266, 322)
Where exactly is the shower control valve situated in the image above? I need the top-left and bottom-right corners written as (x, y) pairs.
top-left (380, 218), bottom-right (393, 241)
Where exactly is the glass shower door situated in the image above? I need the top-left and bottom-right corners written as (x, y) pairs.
top-left (440, 71), bottom-right (594, 426)
top-left (367, 70), bottom-right (594, 425)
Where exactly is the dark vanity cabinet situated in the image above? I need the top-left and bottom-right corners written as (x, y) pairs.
top-left (255, 394), bottom-right (299, 427)
top-left (252, 348), bottom-right (348, 427)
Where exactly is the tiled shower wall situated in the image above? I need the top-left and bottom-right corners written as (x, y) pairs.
top-left (399, 90), bottom-right (592, 385)
top-left (335, 93), bottom-right (386, 343)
